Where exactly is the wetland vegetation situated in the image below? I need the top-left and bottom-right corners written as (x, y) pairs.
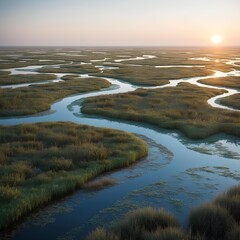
top-left (38, 63), bottom-right (101, 75)
top-left (0, 122), bottom-right (147, 230)
top-left (93, 65), bottom-right (213, 86)
top-left (219, 94), bottom-right (240, 110)
top-left (0, 72), bottom-right (57, 85)
top-left (0, 47), bottom-right (239, 239)
top-left (87, 184), bottom-right (240, 240)
top-left (82, 83), bottom-right (240, 139)
top-left (199, 76), bottom-right (240, 90)
top-left (0, 76), bottom-right (110, 116)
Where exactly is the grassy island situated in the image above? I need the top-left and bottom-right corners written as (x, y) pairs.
top-left (0, 72), bottom-right (57, 85)
top-left (0, 76), bottom-right (111, 117)
top-left (93, 65), bottom-right (213, 86)
top-left (0, 122), bottom-right (148, 230)
top-left (219, 94), bottom-right (240, 110)
top-left (199, 76), bottom-right (240, 90)
top-left (82, 83), bottom-right (240, 139)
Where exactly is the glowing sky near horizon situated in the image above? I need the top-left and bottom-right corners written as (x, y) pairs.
top-left (0, 0), bottom-right (239, 46)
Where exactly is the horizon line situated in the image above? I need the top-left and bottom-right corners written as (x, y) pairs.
top-left (0, 45), bottom-right (240, 48)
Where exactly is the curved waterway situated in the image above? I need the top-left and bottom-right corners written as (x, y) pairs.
top-left (0, 63), bottom-right (240, 240)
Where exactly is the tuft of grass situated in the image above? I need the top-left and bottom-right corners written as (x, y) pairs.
top-left (214, 185), bottom-right (240, 223)
top-left (226, 185), bottom-right (240, 197)
top-left (0, 186), bottom-right (20, 201)
top-left (113, 207), bottom-right (179, 240)
top-left (188, 203), bottom-right (235, 239)
top-left (83, 178), bottom-right (118, 191)
top-left (143, 227), bottom-right (187, 240)
top-left (86, 228), bottom-right (119, 240)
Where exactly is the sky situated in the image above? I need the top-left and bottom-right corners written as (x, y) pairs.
top-left (0, 0), bottom-right (239, 46)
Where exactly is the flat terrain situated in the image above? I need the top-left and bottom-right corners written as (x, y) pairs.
top-left (0, 72), bottom-right (57, 85)
top-left (0, 76), bottom-right (110, 116)
top-left (0, 122), bottom-right (147, 230)
top-left (0, 47), bottom-right (239, 235)
top-left (220, 94), bottom-right (240, 110)
top-left (93, 65), bottom-right (213, 86)
top-left (0, 47), bottom-right (239, 119)
top-left (199, 76), bottom-right (240, 90)
top-left (82, 83), bottom-right (240, 139)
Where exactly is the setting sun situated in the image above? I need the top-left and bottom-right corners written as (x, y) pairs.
top-left (211, 35), bottom-right (222, 44)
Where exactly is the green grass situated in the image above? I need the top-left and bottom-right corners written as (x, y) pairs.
top-left (82, 83), bottom-right (240, 139)
top-left (38, 63), bottom-right (101, 74)
top-left (0, 72), bottom-right (57, 85)
top-left (93, 65), bottom-right (213, 86)
top-left (0, 122), bottom-right (148, 230)
top-left (0, 76), bottom-right (111, 117)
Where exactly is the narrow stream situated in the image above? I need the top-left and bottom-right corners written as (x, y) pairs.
top-left (0, 60), bottom-right (239, 240)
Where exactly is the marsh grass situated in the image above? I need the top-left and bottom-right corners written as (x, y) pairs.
top-left (0, 58), bottom-right (66, 70)
top-left (0, 122), bottom-right (148, 230)
top-left (226, 225), bottom-right (240, 240)
top-left (93, 65), bottom-right (212, 86)
top-left (142, 227), bottom-right (187, 240)
top-left (214, 196), bottom-right (240, 223)
top-left (214, 185), bottom-right (240, 223)
top-left (188, 185), bottom-right (240, 239)
top-left (0, 73), bottom-right (57, 85)
top-left (82, 83), bottom-right (240, 139)
top-left (114, 207), bottom-right (180, 240)
top-left (188, 203), bottom-right (234, 239)
top-left (38, 63), bottom-right (100, 74)
top-left (87, 184), bottom-right (240, 240)
top-left (86, 228), bottom-right (119, 240)
top-left (83, 178), bottom-right (118, 191)
top-left (199, 76), bottom-right (240, 90)
top-left (0, 76), bottom-right (110, 117)
top-left (88, 207), bottom-right (181, 240)
top-left (219, 93), bottom-right (240, 110)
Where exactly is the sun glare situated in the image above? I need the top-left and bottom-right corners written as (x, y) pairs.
top-left (211, 35), bottom-right (222, 44)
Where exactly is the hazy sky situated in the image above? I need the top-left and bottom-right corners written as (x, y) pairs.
top-left (0, 0), bottom-right (239, 46)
